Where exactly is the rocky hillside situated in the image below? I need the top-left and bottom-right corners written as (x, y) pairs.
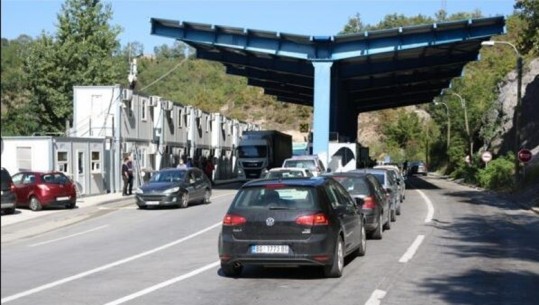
top-left (488, 58), bottom-right (539, 160)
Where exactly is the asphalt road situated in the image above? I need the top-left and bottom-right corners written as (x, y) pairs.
top-left (1, 177), bottom-right (538, 305)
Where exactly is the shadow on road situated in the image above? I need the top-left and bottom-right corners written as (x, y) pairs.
top-left (405, 175), bottom-right (442, 190)
top-left (420, 269), bottom-right (539, 304)
top-left (412, 175), bottom-right (539, 304)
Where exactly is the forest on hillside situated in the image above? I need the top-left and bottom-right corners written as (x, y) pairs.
top-left (1, 0), bottom-right (538, 187)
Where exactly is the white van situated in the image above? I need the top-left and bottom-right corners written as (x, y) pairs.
top-left (282, 155), bottom-right (326, 177)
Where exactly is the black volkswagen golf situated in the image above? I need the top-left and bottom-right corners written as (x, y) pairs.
top-left (218, 176), bottom-right (366, 278)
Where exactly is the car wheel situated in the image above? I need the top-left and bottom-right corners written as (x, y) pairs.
top-left (179, 192), bottom-right (189, 208)
top-left (356, 224), bottom-right (367, 257)
top-left (138, 205), bottom-right (147, 210)
top-left (391, 207), bottom-right (397, 222)
top-left (396, 203), bottom-right (401, 216)
top-left (29, 197), bottom-right (42, 211)
top-left (324, 237), bottom-right (344, 278)
top-left (203, 189), bottom-right (211, 204)
top-left (221, 262), bottom-right (243, 277)
top-left (370, 212), bottom-right (383, 239)
top-left (66, 202), bottom-right (76, 209)
top-left (383, 209), bottom-right (391, 230)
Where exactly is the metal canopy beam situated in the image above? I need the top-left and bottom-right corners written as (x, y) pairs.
top-left (150, 16), bottom-right (505, 164)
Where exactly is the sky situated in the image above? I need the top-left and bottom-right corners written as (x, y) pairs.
top-left (2, 0), bottom-right (516, 54)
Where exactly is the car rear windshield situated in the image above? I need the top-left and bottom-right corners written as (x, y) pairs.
top-left (283, 160), bottom-right (316, 170)
top-left (332, 176), bottom-right (370, 195)
top-left (267, 170), bottom-right (305, 178)
top-left (41, 173), bottom-right (70, 184)
top-left (232, 186), bottom-right (318, 210)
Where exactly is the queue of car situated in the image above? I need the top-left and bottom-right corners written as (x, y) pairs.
top-left (218, 156), bottom-right (410, 278)
top-left (1, 156), bottom-right (411, 279)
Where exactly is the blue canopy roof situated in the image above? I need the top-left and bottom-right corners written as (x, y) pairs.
top-left (151, 16), bottom-right (505, 112)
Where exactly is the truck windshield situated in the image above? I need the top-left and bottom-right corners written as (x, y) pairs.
top-left (237, 145), bottom-right (267, 158)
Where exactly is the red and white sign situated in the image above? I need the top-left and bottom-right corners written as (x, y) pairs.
top-left (518, 149), bottom-right (533, 163)
top-left (481, 151), bottom-right (493, 163)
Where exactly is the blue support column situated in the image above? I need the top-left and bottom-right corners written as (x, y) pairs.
top-left (312, 61), bottom-right (333, 166)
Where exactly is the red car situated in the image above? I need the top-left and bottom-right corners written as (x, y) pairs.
top-left (11, 171), bottom-right (77, 211)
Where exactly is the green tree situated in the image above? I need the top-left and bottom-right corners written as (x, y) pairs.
top-left (21, 0), bottom-right (123, 134)
top-left (1, 36), bottom-right (35, 135)
top-left (514, 0), bottom-right (539, 56)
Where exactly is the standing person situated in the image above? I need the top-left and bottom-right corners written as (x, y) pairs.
top-left (122, 157), bottom-right (130, 196)
top-left (177, 158), bottom-right (187, 169)
top-left (204, 156), bottom-right (215, 184)
top-left (186, 157), bottom-right (193, 168)
top-left (126, 157), bottom-right (134, 195)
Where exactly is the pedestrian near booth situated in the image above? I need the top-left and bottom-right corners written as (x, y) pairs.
top-left (122, 157), bottom-right (131, 196)
top-left (177, 158), bottom-right (187, 169)
top-left (127, 158), bottom-right (134, 194)
top-left (204, 157), bottom-right (215, 184)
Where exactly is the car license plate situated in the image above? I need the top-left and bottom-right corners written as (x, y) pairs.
top-left (251, 245), bottom-right (289, 254)
top-left (57, 196), bottom-right (70, 201)
top-left (145, 201), bottom-right (160, 205)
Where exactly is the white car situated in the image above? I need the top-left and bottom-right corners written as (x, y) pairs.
top-left (282, 155), bottom-right (326, 176)
top-left (374, 165), bottom-right (406, 202)
top-left (264, 167), bottom-right (314, 179)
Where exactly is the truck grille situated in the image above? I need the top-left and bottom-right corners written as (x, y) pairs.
top-left (241, 161), bottom-right (263, 168)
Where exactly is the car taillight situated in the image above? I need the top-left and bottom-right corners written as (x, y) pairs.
top-left (296, 213), bottom-right (329, 226)
top-left (363, 196), bottom-right (376, 209)
top-left (223, 214), bottom-right (247, 226)
top-left (10, 182), bottom-right (16, 192)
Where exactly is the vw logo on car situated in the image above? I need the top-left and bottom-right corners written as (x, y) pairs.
top-left (265, 217), bottom-right (275, 227)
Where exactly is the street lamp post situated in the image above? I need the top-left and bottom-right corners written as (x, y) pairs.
top-left (481, 40), bottom-right (523, 183)
top-left (434, 100), bottom-right (450, 150)
top-left (451, 92), bottom-right (472, 161)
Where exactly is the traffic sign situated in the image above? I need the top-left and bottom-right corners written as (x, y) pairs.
top-left (518, 149), bottom-right (533, 163)
top-left (481, 151), bottom-right (492, 163)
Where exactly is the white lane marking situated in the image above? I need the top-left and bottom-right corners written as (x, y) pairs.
top-left (1, 222), bottom-right (222, 304)
top-left (399, 235), bottom-right (425, 263)
top-left (103, 261), bottom-right (221, 305)
top-left (415, 189), bottom-right (434, 223)
top-left (365, 289), bottom-right (387, 305)
top-left (29, 225), bottom-right (109, 247)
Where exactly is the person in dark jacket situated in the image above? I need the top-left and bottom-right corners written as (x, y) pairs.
top-left (204, 156), bottom-right (215, 184)
top-left (122, 157), bottom-right (131, 196)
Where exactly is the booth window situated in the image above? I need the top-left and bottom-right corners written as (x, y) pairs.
top-left (91, 151), bottom-right (101, 172)
top-left (57, 151), bottom-right (68, 173)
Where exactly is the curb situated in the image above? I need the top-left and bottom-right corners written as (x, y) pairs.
top-left (97, 196), bottom-right (135, 206)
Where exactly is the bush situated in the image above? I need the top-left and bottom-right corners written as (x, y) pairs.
top-left (477, 153), bottom-right (515, 191)
top-left (451, 162), bottom-right (479, 185)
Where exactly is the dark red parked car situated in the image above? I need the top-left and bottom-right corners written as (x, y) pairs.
top-left (11, 171), bottom-right (77, 211)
